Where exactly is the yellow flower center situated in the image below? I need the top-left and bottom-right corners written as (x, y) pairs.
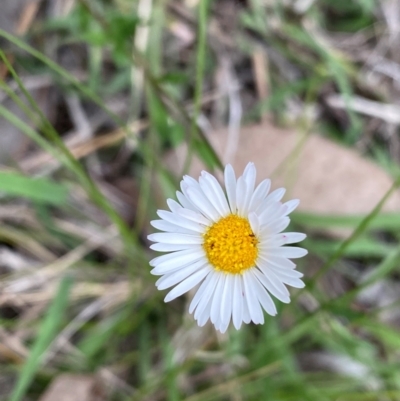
top-left (203, 214), bottom-right (259, 274)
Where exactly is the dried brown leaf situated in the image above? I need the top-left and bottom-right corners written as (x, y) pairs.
top-left (164, 121), bottom-right (400, 217)
top-left (39, 374), bottom-right (105, 401)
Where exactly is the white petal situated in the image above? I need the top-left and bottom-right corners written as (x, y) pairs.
top-left (204, 171), bottom-right (230, 214)
top-left (242, 290), bottom-right (251, 324)
top-left (180, 182), bottom-right (201, 212)
top-left (248, 212), bottom-right (260, 236)
top-left (242, 163), bottom-right (256, 214)
top-left (150, 219), bottom-right (197, 235)
top-left (196, 275), bottom-right (221, 326)
top-left (197, 296), bottom-right (213, 326)
top-left (267, 267), bottom-right (305, 288)
top-left (182, 175), bottom-right (201, 188)
top-left (258, 201), bottom-right (282, 224)
top-left (253, 266), bottom-right (290, 303)
top-left (283, 199), bottom-right (300, 215)
top-left (164, 266), bottom-right (211, 302)
top-left (157, 210), bottom-right (206, 233)
top-left (249, 179), bottom-right (271, 212)
top-left (194, 272), bottom-right (220, 319)
top-left (218, 318), bottom-right (230, 334)
top-left (268, 246), bottom-right (308, 259)
top-left (198, 175), bottom-right (225, 218)
top-left (210, 274), bottom-right (226, 323)
top-left (250, 271), bottom-right (277, 315)
top-left (258, 251), bottom-right (297, 270)
top-left (232, 275), bottom-right (243, 330)
top-left (156, 261), bottom-right (208, 290)
top-left (243, 162), bottom-right (256, 194)
top-left (263, 232), bottom-right (306, 246)
top-left (264, 204), bottom-right (288, 223)
top-left (167, 199), bottom-right (182, 213)
top-left (148, 233), bottom-right (203, 244)
top-left (264, 217), bottom-right (290, 235)
top-left (182, 177), bottom-right (205, 203)
top-left (200, 172), bottom-right (230, 216)
top-left (243, 271), bottom-right (264, 324)
top-left (282, 277), bottom-right (305, 288)
top-left (176, 191), bottom-right (197, 211)
top-left (268, 264), bottom-right (304, 279)
top-left (150, 243), bottom-right (199, 252)
top-left (150, 247), bottom-right (203, 266)
top-left (236, 177), bottom-right (247, 217)
top-left (220, 274), bottom-right (234, 324)
top-left (151, 257), bottom-right (204, 276)
top-left (205, 173), bottom-right (230, 216)
top-left (213, 315), bottom-right (229, 333)
top-left (150, 248), bottom-right (205, 273)
top-left (266, 188), bottom-right (286, 203)
top-left (186, 187), bottom-right (220, 222)
top-left (224, 164), bottom-right (237, 213)
top-left (282, 232), bottom-right (306, 244)
top-left (267, 256), bottom-right (296, 270)
top-left (213, 317), bottom-right (221, 331)
top-left (189, 270), bottom-right (216, 314)
top-left (176, 208), bottom-right (211, 226)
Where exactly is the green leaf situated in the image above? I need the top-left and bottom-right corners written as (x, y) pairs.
top-left (0, 172), bottom-right (68, 205)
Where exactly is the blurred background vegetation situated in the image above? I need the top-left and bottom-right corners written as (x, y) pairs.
top-left (2, 0), bottom-right (400, 400)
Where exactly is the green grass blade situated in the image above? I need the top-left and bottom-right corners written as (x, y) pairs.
top-left (10, 276), bottom-right (72, 401)
top-left (182, 0), bottom-right (211, 174)
top-left (0, 29), bottom-right (124, 127)
top-left (299, 174), bottom-right (400, 296)
top-left (0, 89), bottom-right (142, 262)
top-left (0, 172), bottom-right (68, 205)
top-left (292, 211), bottom-right (400, 231)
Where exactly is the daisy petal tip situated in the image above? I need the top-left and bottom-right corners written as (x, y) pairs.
top-left (164, 293), bottom-right (174, 303)
top-left (244, 161), bottom-right (255, 170)
top-left (297, 280), bottom-right (306, 289)
top-left (218, 324), bottom-right (229, 334)
top-left (157, 283), bottom-right (169, 291)
top-left (224, 164), bottom-right (235, 175)
top-left (297, 233), bottom-right (307, 242)
top-left (147, 234), bottom-right (156, 242)
top-left (196, 318), bottom-right (208, 327)
top-left (233, 321), bottom-right (242, 330)
top-left (286, 199), bottom-right (300, 214)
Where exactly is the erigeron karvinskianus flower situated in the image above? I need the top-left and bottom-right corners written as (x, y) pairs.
top-left (148, 162), bottom-right (307, 333)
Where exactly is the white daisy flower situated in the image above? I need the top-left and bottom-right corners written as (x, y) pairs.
top-left (148, 162), bottom-right (307, 333)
